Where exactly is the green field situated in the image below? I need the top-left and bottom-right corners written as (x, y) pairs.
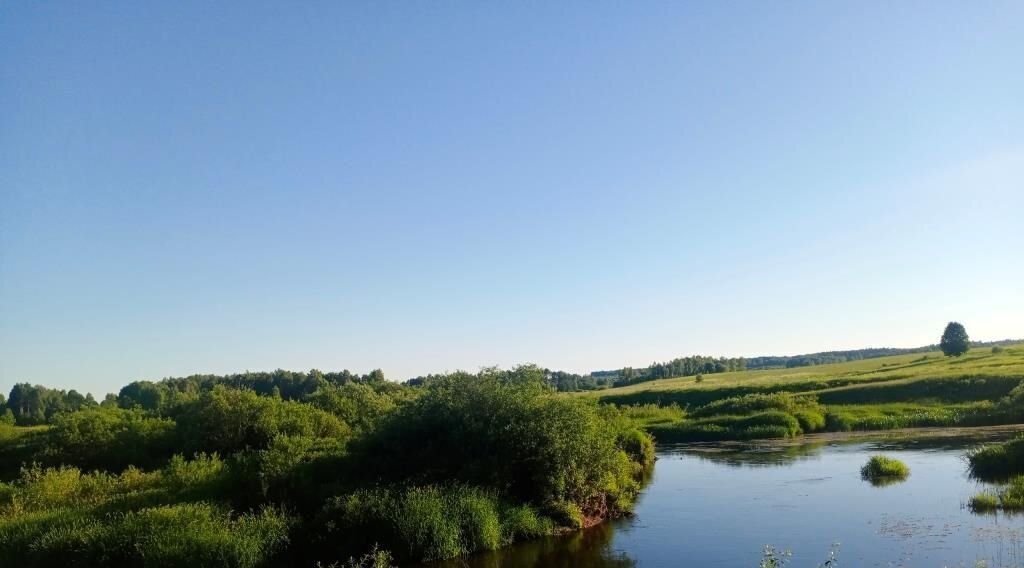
top-left (583, 345), bottom-right (1024, 441)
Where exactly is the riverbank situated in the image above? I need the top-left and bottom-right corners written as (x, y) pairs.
top-left (683, 423), bottom-right (1024, 450)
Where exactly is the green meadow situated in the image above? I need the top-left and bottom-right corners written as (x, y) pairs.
top-left (585, 345), bottom-right (1024, 441)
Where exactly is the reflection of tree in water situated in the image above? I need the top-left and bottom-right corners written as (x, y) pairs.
top-left (665, 440), bottom-right (829, 468)
top-left (427, 521), bottom-right (635, 568)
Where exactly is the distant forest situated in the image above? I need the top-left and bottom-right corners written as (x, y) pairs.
top-left (3, 342), bottom-right (1021, 421)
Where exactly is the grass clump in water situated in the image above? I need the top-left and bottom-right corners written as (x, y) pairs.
top-left (860, 455), bottom-right (909, 484)
top-left (969, 491), bottom-right (1000, 512)
top-left (968, 435), bottom-right (1024, 480)
top-left (969, 476), bottom-right (1024, 513)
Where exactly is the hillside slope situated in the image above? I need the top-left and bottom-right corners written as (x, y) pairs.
top-left (583, 345), bottom-right (1024, 441)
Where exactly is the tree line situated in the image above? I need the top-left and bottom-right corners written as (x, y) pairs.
top-left (0, 368), bottom-right (386, 426)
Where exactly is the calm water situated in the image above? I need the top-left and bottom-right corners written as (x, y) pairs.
top-left (434, 431), bottom-right (1024, 568)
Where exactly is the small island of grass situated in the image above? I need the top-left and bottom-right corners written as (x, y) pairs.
top-left (969, 476), bottom-right (1024, 513)
top-left (860, 455), bottom-right (910, 484)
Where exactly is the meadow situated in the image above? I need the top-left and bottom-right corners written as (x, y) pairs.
top-left (588, 345), bottom-right (1024, 442)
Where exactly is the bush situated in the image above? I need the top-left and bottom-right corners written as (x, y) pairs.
top-left (305, 384), bottom-right (398, 435)
top-left (860, 455), bottom-right (909, 482)
top-left (791, 409), bottom-right (826, 432)
top-left (968, 435), bottom-right (1024, 480)
top-left (351, 367), bottom-right (650, 517)
top-left (45, 407), bottom-right (177, 471)
top-left (175, 387), bottom-right (350, 455)
top-left (824, 412), bottom-right (854, 432)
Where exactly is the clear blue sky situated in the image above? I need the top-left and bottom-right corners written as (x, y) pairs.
top-left (2, 2), bottom-right (1022, 397)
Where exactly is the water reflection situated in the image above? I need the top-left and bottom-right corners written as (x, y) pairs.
top-left (863, 474), bottom-right (909, 488)
top-left (661, 440), bottom-right (829, 468)
top-left (428, 522), bottom-right (635, 568)
top-left (661, 428), bottom-right (1024, 470)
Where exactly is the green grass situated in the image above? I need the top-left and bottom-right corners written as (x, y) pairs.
top-left (860, 455), bottom-right (909, 483)
top-left (967, 435), bottom-right (1024, 480)
top-left (969, 491), bottom-right (1000, 512)
top-left (969, 476), bottom-right (1024, 512)
top-left (318, 485), bottom-right (554, 563)
top-left (615, 403), bottom-right (685, 427)
top-left (581, 345), bottom-right (1024, 442)
top-left (587, 345), bottom-right (1024, 405)
top-left (0, 456), bottom-right (291, 568)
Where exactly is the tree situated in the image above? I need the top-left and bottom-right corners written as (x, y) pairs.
top-left (940, 322), bottom-right (970, 357)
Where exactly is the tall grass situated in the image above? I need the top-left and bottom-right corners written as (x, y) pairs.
top-left (0, 454), bottom-right (290, 568)
top-left (0, 502), bottom-right (291, 568)
top-left (645, 394), bottom-right (823, 442)
top-left (860, 456), bottom-right (909, 482)
top-left (969, 476), bottom-right (1024, 513)
top-left (968, 435), bottom-right (1024, 480)
top-left (318, 485), bottom-right (554, 563)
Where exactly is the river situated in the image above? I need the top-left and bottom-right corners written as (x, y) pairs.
top-left (433, 428), bottom-right (1024, 567)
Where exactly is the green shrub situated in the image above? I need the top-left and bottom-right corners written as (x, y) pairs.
top-left (860, 455), bottom-right (909, 482)
top-left (791, 409), bottom-right (826, 432)
top-left (305, 384), bottom-right (398, 435)
top-left (968, 435), bottom-right (1024, 480)
top-left (824, 412), bottom-right (854, 432)
top-left (175, 387), bottom-right (349, 455)
top-left (45, 407), bottom-right (177, 471)
top-left (351, 367), bottom-right (649, 517)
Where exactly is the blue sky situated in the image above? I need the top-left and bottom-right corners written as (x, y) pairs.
top-left (2, 2), bottom-right (1022, 396)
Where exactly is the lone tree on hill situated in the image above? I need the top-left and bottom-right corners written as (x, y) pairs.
top-left (940, 322), bottom-right (970, 357)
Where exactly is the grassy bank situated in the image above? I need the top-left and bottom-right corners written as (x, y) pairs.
top-left (586, 345), bottom-right (1024, 442)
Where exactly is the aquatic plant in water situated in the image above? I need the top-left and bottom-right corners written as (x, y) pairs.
top-left (860, 455), bottom-right (909, 485)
